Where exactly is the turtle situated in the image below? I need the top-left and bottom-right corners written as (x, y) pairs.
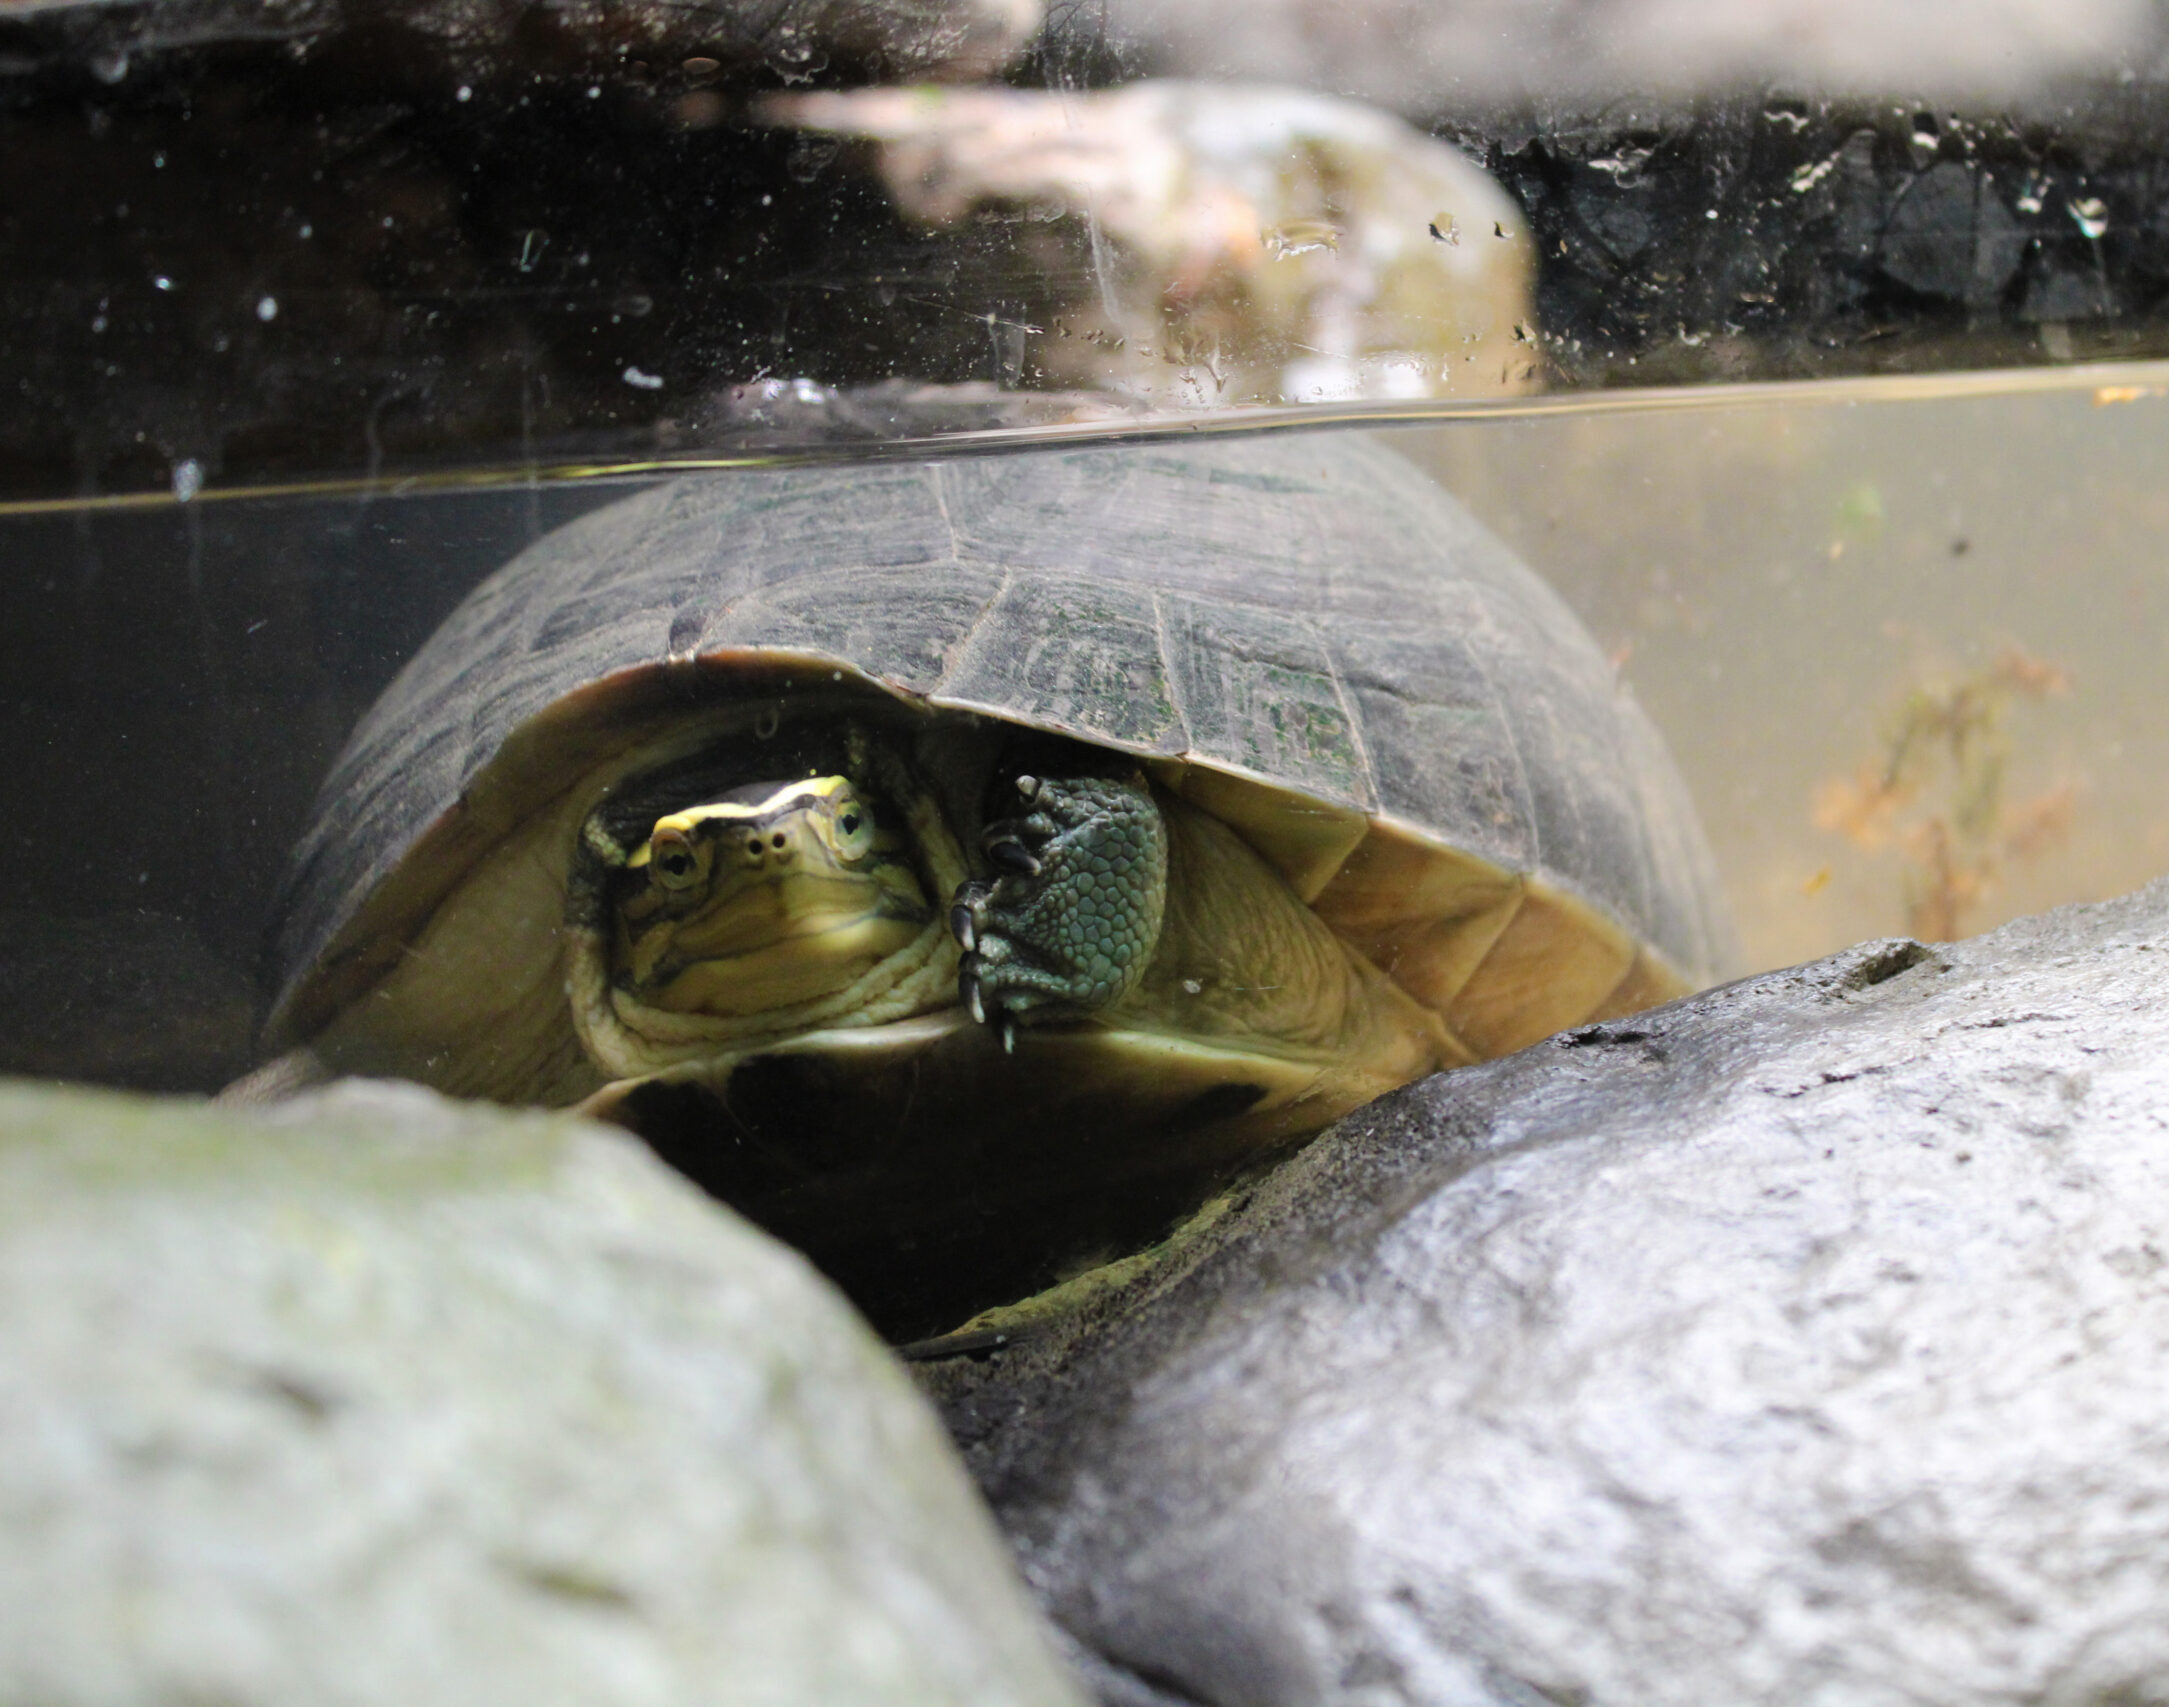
top-left (256, 434), bottom-right (1732, 1337)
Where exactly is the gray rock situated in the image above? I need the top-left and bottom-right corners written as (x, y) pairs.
top-left (929, 879), bottom-right (2169, 1705)
top-left (0, 1079), bottom-right (1085, 1707)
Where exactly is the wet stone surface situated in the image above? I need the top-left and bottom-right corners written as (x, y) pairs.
top-left (924, 876), bottom-right (2169, 1706)
top-left (0, 1078), bottom-right (1084, 1707)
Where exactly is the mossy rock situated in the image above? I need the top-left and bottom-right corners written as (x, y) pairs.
top-left (0, 1078), bottom-right (1081, 1707)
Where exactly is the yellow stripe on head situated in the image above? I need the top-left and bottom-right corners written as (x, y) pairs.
top-left (626, 777), bottom-right (852, 868)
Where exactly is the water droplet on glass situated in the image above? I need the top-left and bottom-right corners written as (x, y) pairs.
top-left (1791, 154), bottom-right (1838, 194)
top-left (2069, 197), bottom-right (2109, 240)
top-left (985, 312), bottom-right (1029, 387)
top-left (1261, 220), bottom-right (1340, 258)
top-left (152, 274), bottom-right (173, 291)
top-left (456, 84), bottom-right (472, 102)
top-left (90, 51), bottom-right (128, 84)
top-left (587, 85), bottom-right (601, 99)
top-left (1588, 145), bottom-right (1653, 187)
top-left (298, 222), bottom-right (313, 239)
top-left (517, 228), bottom-right (547, 271)
top-left (171, 459), bottom-right (203, 503)
top-left (768, 28), bottom-right (828, 83)
top-left (622, 365), bottom-right (664, 390)
top-left (90, 315), bottom-right (107, 334)
top-left (787, 134), bottom-right (842, 183)
top-left (256, 296), bottom-right (278, 321)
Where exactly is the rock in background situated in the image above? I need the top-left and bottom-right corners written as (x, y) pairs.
top-left (0, 1079), bottom-right (1084, 1707)
top-left (930, 877), bottom-right (2169, 1705)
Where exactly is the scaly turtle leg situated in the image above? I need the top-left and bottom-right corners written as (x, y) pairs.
top-left (950, 772), bottom-right (1168, 1051)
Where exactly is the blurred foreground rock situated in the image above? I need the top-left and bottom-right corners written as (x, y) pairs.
top-left (0, 1079), bottom-right (1083, 1707)
top-left (768, 83), bottom-right (1535, 407)
top-left (929, 878), bottom-right (2169, 1705)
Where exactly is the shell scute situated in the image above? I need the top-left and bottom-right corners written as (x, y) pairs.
top-left (1446, 883), bottom-right (1638, 1058)
top-left (936, 571), bottom-right (1183, 753)
top-left (1326, 612), bottom-right (1538, 877)
top-left (1155, 593), bottom-right (1372, 812)
top-left (942, 451), bottom-right (1354, 618)
top-left (733, 463), bottom-right (959, 577)
top-left (699, 562), bottom-right (1006, 696)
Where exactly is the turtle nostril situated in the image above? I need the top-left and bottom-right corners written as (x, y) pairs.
top-left (745, 837), bottom-right (763, 858)
top-left (772, 831), bottom-right (788, 849)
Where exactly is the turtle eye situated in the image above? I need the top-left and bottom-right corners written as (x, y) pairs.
top-left (830, 797), bottom-right (875, 860)
top-left (649, 829), bottom-right (704, 892)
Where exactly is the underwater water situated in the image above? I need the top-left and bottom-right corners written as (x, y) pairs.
top-left (2, 374), bottom-right (2163, 1101)
top-left (1408, 375), bottom-right (2169, 972)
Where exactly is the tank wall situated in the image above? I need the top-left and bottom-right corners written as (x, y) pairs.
top-left (0, 485), bottom-right (623, 1088)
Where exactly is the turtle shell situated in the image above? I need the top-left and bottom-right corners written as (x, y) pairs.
top-left (264, 433), bottom-right (1732, 1331)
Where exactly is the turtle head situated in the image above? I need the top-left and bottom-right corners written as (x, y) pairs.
top-left (612, 775), bottom-right (932, 1017)
top-left (633, 775), bottom-right (879, 895)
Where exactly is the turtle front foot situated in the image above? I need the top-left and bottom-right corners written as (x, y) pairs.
top-left (951, 772), bottom-right (1169, 1051)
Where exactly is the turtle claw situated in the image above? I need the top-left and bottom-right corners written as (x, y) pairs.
top-left (985, 835), bottom-right (1042, 876)
top-left (956, 951), bottom-right (1016, 1053)
top-left (947, 772), bottom-right (1169, 1044)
